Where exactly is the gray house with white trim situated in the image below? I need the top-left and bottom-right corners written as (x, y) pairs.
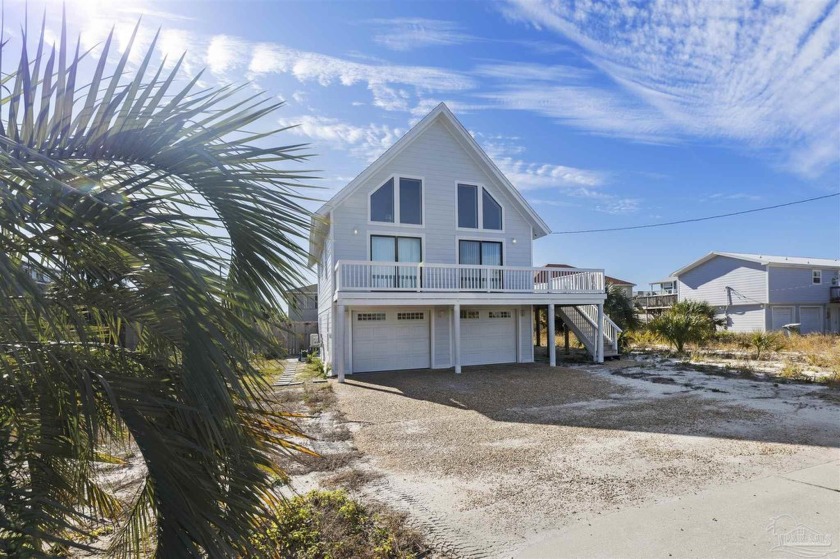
top-left (308, 103), bottom-right (620, 379)
top-left (673, 252), bottom-right (840, 334)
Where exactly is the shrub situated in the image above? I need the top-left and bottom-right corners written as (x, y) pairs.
top-left (250, 490), bottom-right (423, 559)
top-left (624, 326), bottom-right (666, 349)
top-left (740, 331), bottom-right (785, 360)
top-left (780, 361), bottom-right (805, 380)
top-left (649, 300), bottom-right (724, 352)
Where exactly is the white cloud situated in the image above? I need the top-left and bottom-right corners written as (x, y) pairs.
top-left (474, 62), bottom-right (591, 82)
top-left (248, 42), bottom-right (474, 93)
top-left (367, 18), bottom-right (475, 51)
top-left (501, 0), bottom-right (840, 176)
top-left (480, 135), bottom-right (606, 189)
top-left (206, 35), bottom-right (249, 76)
top-left (279, 115), bottom-right (404, 162)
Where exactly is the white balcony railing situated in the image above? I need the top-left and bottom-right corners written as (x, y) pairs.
top-left (335, 261), bottom-right (605, 294)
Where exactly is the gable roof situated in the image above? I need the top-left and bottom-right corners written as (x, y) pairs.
top-left (544, 263), bottom-right (635, 286)
top-left (308, 103), bottom-right (551, 263)
top-left (672, 252), bottom-right (840, 277)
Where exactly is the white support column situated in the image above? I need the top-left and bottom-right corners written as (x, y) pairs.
top-left (336, 303), bottom-right (346, 382)
top-left (453, 303), bottom-right (462, 374)
top-left (596, 303), bottom-right (605, 364)
top-left (514, 308), bottom-right (521, 363)
top-left (346, 306), bottom-right (352, 375)
top-left (548, 303), bottom-right (556, 367)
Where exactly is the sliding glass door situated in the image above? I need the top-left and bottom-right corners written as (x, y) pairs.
top-left (459, 240), bottom-right (503, 290)
top-left (370, 235), bottom-right (422, 288)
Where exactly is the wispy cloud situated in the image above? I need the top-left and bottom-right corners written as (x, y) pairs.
top-left (248, 42), bottom-right (474, 91)
top-left (367, 18), bottom-right (476, 51)
top-left (474, 62), bottom-right (591, 82)
top-left (479, 134), bottom-right (605, 189)
top-left (279, 115), bottom-right (404, 162)
top-left (501, 0), bottom-right (840, 176)
top-left (480, 134), bottom-right (638, 213)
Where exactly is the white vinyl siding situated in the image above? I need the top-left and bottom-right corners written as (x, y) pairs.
top-left (330, 118), bottom-right (533, 267)
top-left (678, 255), bottom-right (766, 306)
top-left (719, 304), bottom-right (767, 333)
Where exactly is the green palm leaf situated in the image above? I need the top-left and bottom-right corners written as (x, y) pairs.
top-left (0, 13), bottom-right (316, 558)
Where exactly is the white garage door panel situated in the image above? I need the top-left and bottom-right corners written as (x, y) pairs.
top-left (352, 310), bottom-right (430, 373)
top-left (800, 307), bottom-right (822, 334)
top-left (771, 307), bottom-right (793, 330)
top-left (461, 308), bottom-right (516, 366)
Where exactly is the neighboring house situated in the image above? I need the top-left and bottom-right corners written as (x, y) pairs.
top-left (288, 284), bottom-right (318, 322)
top-left (282, 284), bottom-right (318, 355)
top-left (634, 276), bottom-right (679, 318)
top-left (672, 252), bottom-right (840, 334)
top-left (308, 103), bottom-right (618, 380)
top-left (650, 277), bottom-right (678, 295)
top-left (545, 264), bottom-right (635, 298)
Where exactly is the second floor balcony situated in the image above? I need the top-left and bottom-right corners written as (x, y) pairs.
top-left (831, 286), bottom-right (840, 303)
top-left (335, 260), bottom-right (605, 295)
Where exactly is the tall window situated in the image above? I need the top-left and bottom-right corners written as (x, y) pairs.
top-left (370, 176), bottom-right (422, 225)
top-left (457, 183), bottom-right (502, 230)
top-left (482, 189), bottom-right (502, 230)
top-left (813, 270), bottom-right (822, 285)
top-left (399, 178), bottom-right (422, 225)
top-left (370, 235), bottom-right (422, 288)
top-left (457, 184), bottom-right (478, 228)
top-left (459, 240), bottom-right (503, 289)
top-left (370, 179), bottom-right (394, 223)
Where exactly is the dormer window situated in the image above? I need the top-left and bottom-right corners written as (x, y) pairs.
top-left (458, 183), bottom-right (503, 230)
top-left (370, 176), bottom-right (423, 225)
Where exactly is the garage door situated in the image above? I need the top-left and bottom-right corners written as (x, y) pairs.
top-left (460, 308), bottom-right (517, 366)
top-left (352, 309), bottom-right (430, 373)
top-left (771, 307), bottom-right (793, 330)
top-left (800, 307), bottom-right (823, 334)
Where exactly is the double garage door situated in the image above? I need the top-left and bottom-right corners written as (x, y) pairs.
top-left (351, 307), bottom-right (517, 373)
top-left (771, 306), bottom-right (823, 334)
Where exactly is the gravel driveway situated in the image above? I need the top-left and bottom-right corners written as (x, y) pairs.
top-left (333, 359), bottom-right (840, 558)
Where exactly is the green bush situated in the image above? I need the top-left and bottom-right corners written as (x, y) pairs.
top-left (739, 331), bottom-right (785, 359)
top-left (250, 490), bottom-right (422, 559)
top-left (649, 300), bottom-right (725, 352)
top-left (305, 354), bottom-right (329, 378)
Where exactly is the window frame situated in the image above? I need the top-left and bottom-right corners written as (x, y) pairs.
top-left (368, 233), bottom-right (424, 263)
top-left (812, 270), bottom-right (822, 285)
top-left (367, 174), bottom-right (425, 228)
top-left (455, 181), bottom-right (505, 232)
top-left (456, 238), bottom-right (504, 266)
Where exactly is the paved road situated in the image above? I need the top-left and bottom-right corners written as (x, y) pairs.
top-left (519, 460), bottom-right (840, 559)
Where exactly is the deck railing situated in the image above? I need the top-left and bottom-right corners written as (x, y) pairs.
top-left (634, 293), bottom-right (678, 309)
top-left (831, 286), bottom-right (840, 303)
top-left (335, 261), bottom-right (605, 294)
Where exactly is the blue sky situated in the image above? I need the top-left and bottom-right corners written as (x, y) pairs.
top-left (8, 0), bottom-right (840, 287)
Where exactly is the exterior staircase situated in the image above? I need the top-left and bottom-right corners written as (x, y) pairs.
top-left (556, 305), bottom-right (621, 360)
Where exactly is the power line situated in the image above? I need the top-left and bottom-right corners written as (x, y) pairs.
top-left (550, 192), bottom-right (839, 235)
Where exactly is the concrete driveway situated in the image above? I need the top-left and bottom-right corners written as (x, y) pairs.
top-left (333, 359), bottom-right (840, 558)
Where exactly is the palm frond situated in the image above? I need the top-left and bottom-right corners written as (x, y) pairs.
top-left (1, 12), bottom-right (316, 558)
